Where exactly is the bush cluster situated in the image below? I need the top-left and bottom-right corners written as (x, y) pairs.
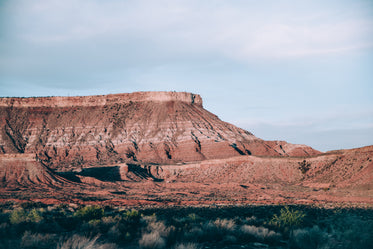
top-left (0, 203), bottom-right (372, 249)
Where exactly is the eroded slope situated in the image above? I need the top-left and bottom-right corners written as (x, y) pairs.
top-left (0, 92), bottom-right (319, 170)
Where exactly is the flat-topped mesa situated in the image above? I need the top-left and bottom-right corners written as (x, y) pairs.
top-left (0, 91), bottom-right (320, 170)
top-left (0, 91), bottom-right (203, 108)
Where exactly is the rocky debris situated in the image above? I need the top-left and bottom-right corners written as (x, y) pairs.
top-left (0, 92), bottom-right (320, 170)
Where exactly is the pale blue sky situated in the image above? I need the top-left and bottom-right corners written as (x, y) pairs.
top-left (1, 0), bottom-right (372, 151)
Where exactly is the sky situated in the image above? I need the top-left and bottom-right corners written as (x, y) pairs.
top-left (0, 0), bottom-right (372, 152)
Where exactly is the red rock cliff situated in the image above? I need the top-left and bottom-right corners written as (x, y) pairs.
top-left (0, 91), bottom-right (320, 170)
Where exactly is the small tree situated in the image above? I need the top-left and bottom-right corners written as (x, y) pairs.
top-left (9, 208), bottom-right (27, 224)
top-left (269, 206), bottom-right (306, 229)
top-left (298, 160), bottom-right (311, 174)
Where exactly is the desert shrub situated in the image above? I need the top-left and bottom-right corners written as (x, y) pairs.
top-left (9, 208), bottom-right (27, 224)
top-left (97, 216), bottom-right (120, 235)
top-left (21, 231), bottom-right (56, 248)
top-left (269, 206), bottom-right (305, 229)
top-left (193, 219), bottom-right (228, 243)
top-left (56, 203), bottom-right (69, 211)
top-left (289, 214), bottom-right (373, 249)
top-left (50, 204), bottom-right (71, 218)
top-left (213, 218), bottom-right (236, 232)
top-left (183, 226), bottom-right (203, 242)
top-left (141, 219), bottom-right (176, 247)
top-left (289, 226), bottom-right (328, 249)
top-left (123, 209), bottom-right (140, 220)
top-left (244, 216), bottom-right (258, 225)
top-left (146, 220), bottom-right (175, 238)
top-left (74, 205), bottom-right (104, 221)
top-left (142, 214), bottom-right (157, 223)
top-left (171, 213), bottom-right (199, 229)
top-left (88, 219), bottom-right (102, 227)
top-left (298, 160), bottom-right (311, 174)
top-left (139, 231), bottom-right (166, 249)
top-left (9, 208), bottom-right (43, 224)
top-left (80, 219), bottom-right (102, 236)
top-left (326, 215), bottom-right (373, 249)
top-left (57, 235), bottom-right (118, 249)
top-left (187, 213), bottom-right (201, 223)
top-left (80, 215), bottom-right (120, 237)
top-left (101, 216), bottom-right (119, 226)
top-left (240, 225), bottom-right (281, 243)
top-left (173, 242), bottom-right (200, 249)
top-left (199, 221), bottom-right (219, 242)
top-left (107, 225), bottom-right (122, 242)
top-left (28, 208), bottom-right (44, 223)
top-left (119, 209), bottom-right (141, 230)
top-left (194, 218), bottom-right (236, 242)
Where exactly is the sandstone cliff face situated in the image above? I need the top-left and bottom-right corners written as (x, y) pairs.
top-left (0, 91), bottom-right (319, 170)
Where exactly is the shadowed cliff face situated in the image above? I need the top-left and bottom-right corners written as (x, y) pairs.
top-left (0, 91), bottom-right (319, 170)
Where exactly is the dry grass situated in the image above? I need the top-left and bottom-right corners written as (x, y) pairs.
top-left (139, 231), bottom-right (166, 249)
top-left (240, 225), bottom-right (281, 242)
top-left (57, 235), bottom-right (117, 249)
top-left (21, 231), bottom-right (56, 248)
top-left (213, 218), bottom-right (236, 232)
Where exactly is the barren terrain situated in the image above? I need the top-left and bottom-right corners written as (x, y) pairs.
top-left (0, 92), bottom-right (371, 207)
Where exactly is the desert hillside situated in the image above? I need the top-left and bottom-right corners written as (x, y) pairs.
top-left (0, 91), bottom-right (319, 171)
top-left (0, 92), bottom-right (371, 206)
top-left (0, 145), bottom-right (372, 206)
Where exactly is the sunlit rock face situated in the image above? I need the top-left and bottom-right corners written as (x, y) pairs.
top-left (0, 91), bottom-right (320, 170)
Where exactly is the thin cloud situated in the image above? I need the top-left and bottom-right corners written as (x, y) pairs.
top-left (7, 0), bottom-right (373, 60)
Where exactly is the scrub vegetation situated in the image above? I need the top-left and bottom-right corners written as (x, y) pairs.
top-left (0, 202), bottom-right (372, 249)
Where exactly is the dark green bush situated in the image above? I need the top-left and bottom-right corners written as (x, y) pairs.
top-left (74, 205), bottom-right (104, 221)
top-left (123, 209), bottom-right (140, 221)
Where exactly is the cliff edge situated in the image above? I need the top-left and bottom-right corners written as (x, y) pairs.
top-left (0, 91), bottom-right (203, 108)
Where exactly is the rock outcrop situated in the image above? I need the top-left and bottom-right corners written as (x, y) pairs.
top-left (0, 154), bottom-right (71, 188)
top-left (0, 91), bottom-right (320, 170)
